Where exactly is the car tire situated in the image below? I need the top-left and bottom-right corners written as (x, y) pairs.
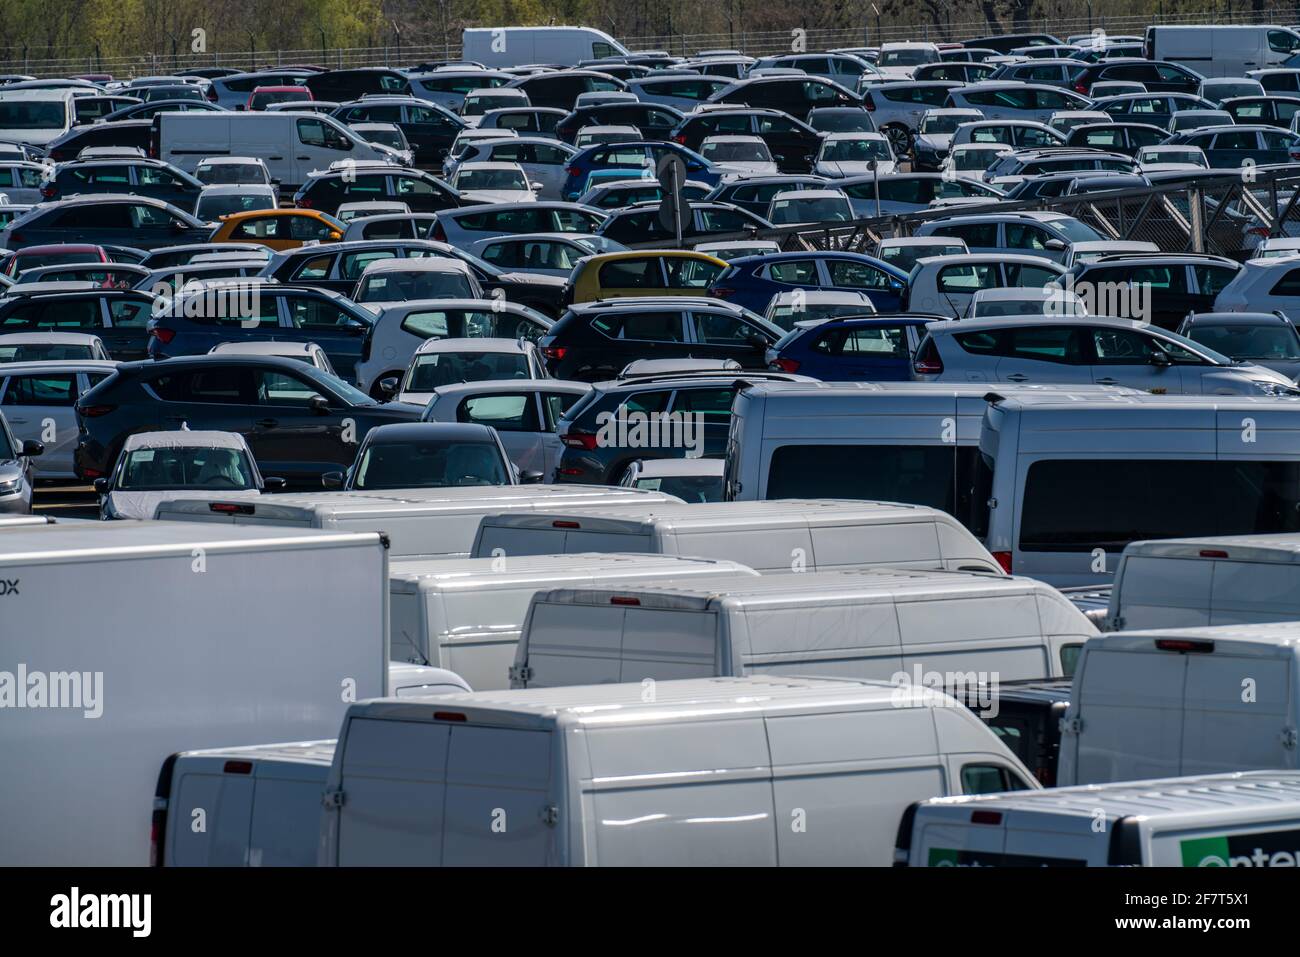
top-left (883, 124), bottom-right (913, 160)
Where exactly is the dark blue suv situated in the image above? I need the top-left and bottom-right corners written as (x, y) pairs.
top-left (561, 140), bottom-right (722, 201)
top-left (767, 315), bottom-right (934, 380)
top-left (708, 252), bottom-right (909, 315)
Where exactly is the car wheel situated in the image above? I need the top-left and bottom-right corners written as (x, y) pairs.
top-left (884, 124), bottom-right (913, 159)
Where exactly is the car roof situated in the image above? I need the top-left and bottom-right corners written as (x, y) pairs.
top-left (363, 422), bottom-right (499, 443)
top-left (412, 336), bottom-right (532, 355)
top-left (432, 379), bottom-right (588, 399)
top-left (1184, 311), bottom-right (1291, 325)
top-left (122, 429), bottom-right (250, 451)
top-left (0, 331), bottom-right (105, 344)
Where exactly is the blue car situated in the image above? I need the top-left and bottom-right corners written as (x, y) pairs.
top-left (767, 315), bottom-right (933, 380)
top-left (560, 140), bottom-right (722, 201)
top-left (707, 252), bottom-right (910, 315)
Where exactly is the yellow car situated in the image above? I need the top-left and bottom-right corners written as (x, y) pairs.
top-left (567, 250), bottom-right (729, 303)
top-left (209, 208), bottom-right (345, 251)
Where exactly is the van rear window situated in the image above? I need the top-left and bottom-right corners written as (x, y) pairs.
top-left (1020, 459), bottom-right (1300, 551)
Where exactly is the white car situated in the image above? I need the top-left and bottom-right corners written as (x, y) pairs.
top-left (0, 360), bottom-right (117, 477)
top-left (874, 236), bottom-right (969, 273)
top-left (352, 257), bottom-right (482, 311)
top-left (699, 135), bottom-right (779, 175)
top-left (906, 253), bottom-right (1066, 318)
top-left (875, 41), bottom-right (941, 78)
top-left (1216, 257), bottom-right (1300, 319)
top-left (207, 340), bottom-right (337, 376)
top-left (450, 161), bottom-right (539, 204)
top-left (193, 155), bottom-right (274, 186)
top-left (766, 188), bottom-right (854, 225)
top-left (812, 132), bottom-right (896, 178)
top-left (350, 122), bottom-right (415, 167)
top-left (397, 337), bottom-right (547, 406)
top-left (964, 285), bottom-right (1088, 319)
top-left (574, 124), bottom-right (640, 149)
top-left (1062, 239), bottom-right (1161, 267)
top-left (943, 142), bottom-right (1013, 178)
top-left (97, 430), bottom-right (276, 521)
top-left (1253, 237), bottom-right (1300, 259)
top-left (1136, 144), bottom-right (1210, 173)
top-left (1047, 110), bottom-right (1111, 134)
top-left (0, 332), bottom-right (110, 363)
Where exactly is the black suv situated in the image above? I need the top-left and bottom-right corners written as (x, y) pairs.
top-left (539, 297), bottom-right (783, 382)
top-left (1066, 254), bottom-right (1242, 330)
top-left (669, 107), bottom-right (825, 173)
top-left (292, 164), bottom-right (462, 216)
top-left (554, 102), bottom-right (685, 144)
top-left (596, 201), bottom-right (771, 246)
top-left (74, 355), bottom-right (421, 486)
top-left (331, 98), bottom-right (467, 167)
top-left (1069, 58), bottom-right (1202, 96)
top-left (0, 288), bottom-right (161, 361)
top-left (306, 68), bottom-right (412, 102)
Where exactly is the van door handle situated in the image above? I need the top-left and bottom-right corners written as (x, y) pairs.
top-left (296, 155), bottom-right (310, 160)
top-left (256, 418), bottom-right (279, 429)
top-left (1096, 377), bottom-right (1119, 385)
top-left (268, 155), bottom-right (284, 161)
top-left (1005, 373), bottom-right (1029, 382)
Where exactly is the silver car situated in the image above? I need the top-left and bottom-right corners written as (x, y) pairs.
top-left (0, 360), bottom-right (118, 478)
top-left (0, 408), bottom-right (38, 514)
top-left (441, 136), bottom-right (576, 200)
top-left (913, 316), bottom-right (1300, 395)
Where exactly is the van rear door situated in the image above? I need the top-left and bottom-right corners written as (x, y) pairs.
top-left (164, 757), bottom-right (255, 866)
top-left (1181, 650), bottom-right (1294, 774)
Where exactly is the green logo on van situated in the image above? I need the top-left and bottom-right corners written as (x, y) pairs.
top-left (928, 848), bottom-right (961, 867)
top-left (1181, 836), bottom-right (1231, 867)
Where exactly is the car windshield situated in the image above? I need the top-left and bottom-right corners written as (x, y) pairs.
top-left (0, 343), bottom-right (94, 362)
top-left (357, 270), bottom-right (474, 302)
top-left (815, 112), bottom-right (875, 132)
top-left (353, 439), bottom-right (508, 489)
top-left (976, 297), bottom-right (1085, 317)
top-left (1187, 323), bottom-right (1300, 359)
top-left (457, 167), bottom-right (529, 190)
top-left (770, 302), bottom-right (873, 328)
top-left (823, 138), bottom-right (890, 161)
top-left (0, 101), bottom-right (66, 130)
top-left (407, 351), bottom-right (529, 390)
top-left (197, 194), bottom-right (275, 220)
top-left (879, 49), bottom-right (933, 66)
top-left (921, 114), bottom-right (966, 134)
top-left (955, 149), bottom-right (1002, 170)
top-left (365, 129), bottom-right (405, 149)
top-left (634, 474), bottom-right (723, 502)
top-left (1206, 82), bottom-right (1260, 99)
top-left (196, 163), bottom-right (264, 184)
top-left (1140, 148), bottom-right (1206, 165)
top-left (771, 197), bottom-right (849, 223)
top-left (879, 243), bottom-right (965, 270)
top-left (463, 94), bottom-right (517, 115)
top-left (116, 446), bottom-right (256, 491)
top-left (703, 141), bottom-right (771, 162)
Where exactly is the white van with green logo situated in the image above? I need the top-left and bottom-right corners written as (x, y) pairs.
top-left (897, 770), bottom-right (1300, 866)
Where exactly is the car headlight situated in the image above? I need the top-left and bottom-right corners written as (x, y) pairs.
top-left (1254, 380), bottom-right (1300, 396)
top-left (0, 477), bottom-right (22, 496)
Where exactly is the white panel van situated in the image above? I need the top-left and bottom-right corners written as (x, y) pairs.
top-left (1146, 24), bottom-right (1300, 77)
top-left (513, 568), bottom-right (1095, 688)
top-left (319, 676), bottom-right (1037, 866)
top-left (472, 499), bottom-right (1005, 574)
top-left (980, 393), bottom-right (1300, 586)
top-left (1058, 623), bottom-right (1300, 785)
top-left (389, 552), bottom-right (756, 688)
top-left (1108, 534), bottom-right (1300, 631)
top-left (155, 111), bottom-right (392, 190)
top-left (898, 770), bottom-right (1300, 866)
top-left (156, 485), bottom-right (681, 559)
top-left (0, 89), bottom-right (75, 147)
top-left (462, 26), bottom-right (629, 68)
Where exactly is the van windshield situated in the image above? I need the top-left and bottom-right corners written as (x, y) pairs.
top-left (0, 101), bottom-right (66, 130)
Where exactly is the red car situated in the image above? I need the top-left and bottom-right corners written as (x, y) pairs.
top-left (246, 85), bottom-right (312, 111)
top-left (2, 244), bottom-right (108, 278)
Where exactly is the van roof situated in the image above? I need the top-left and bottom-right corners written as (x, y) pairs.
top-left (1086, 621), bottom-right (1300, 657)
top-left (348, 675), bottom-right (946, 729)
top-left (920, 770), bottom-right (1300, 820)
top-left (541, 567), bottom-right (1070, 612)
top-left (737, 381), bottom-right (1138, 401)
top-left (1123, 533), bottom-right (1300, 564)
top-left (388, 552), bottom-right (755, 591)
top-left (173, 739), bottom-right (337, 767)
top-left (987, 392), bottom-right (1300, 413)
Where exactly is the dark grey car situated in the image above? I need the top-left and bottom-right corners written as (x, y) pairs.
top-left (1177, 311), bottom-right (1300, 381)
top-left (0, 195), bottom-right (211, 251)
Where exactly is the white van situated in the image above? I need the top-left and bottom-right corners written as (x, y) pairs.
top-left (725, 382), bottom-right (1139, 539)
top-left (154, 111), bottom-right (391, 190)
top-left (0, 521), bottom-right (389, 865)
top-left (1146, 24), bottom-right (1300, 77)
top-left (1108, 534), bottom-right (1300, 631)
top-left (320, 676), bottom-right (1037, 866)
top-left (981, 393), bottom-right (1300, 586)
top-left (472, 499), bottom-right (1005, 574)
top-left (462, 26), bottom-right (629, 68)
top-left (389, 552), bottom-right (755, 688)
top-left (1058, 622), bottom-right (1300, 786)
top-left (898, 770), bottom-right (1300, 866)
top-left (514, 568), bottom-right (1095, 689)
top-left (156, 485), bottom-right (680, 559)
top-left (0, 89), bottom-right (75, 146)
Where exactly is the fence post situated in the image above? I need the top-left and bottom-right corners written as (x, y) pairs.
top-left (1189, 186), bottom-right (1205, 253)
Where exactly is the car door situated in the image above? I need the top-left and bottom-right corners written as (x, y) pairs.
top-left (920, 260), bottom-right (999, 316)
top-left (595, 255), bottom-right (668, 298)
top-left (246, 365), bottom-right (350, 480)
top-left (227, 213), bottom-right (289, 250)
top-left (805, 322), bottom-right (915, 380)
top-left (454, 390), bottom-right (545, 473)
top-left (522, 142), bottom-right (572, 199)
top-left (280, 294), bottom-right (371, 382)
top-left (0, 370), bottom-right (79, 476)
top-left (993, 323), bottom-right (1094, 383)
top-left (1259, 127), bottom-right (1300, 163)
top-left (102, 294), bottom-right (154, 361)
top-left (1089, 325), bottom-right (1184, 393)
top-left (688, 309), bottom-right (769, 367)
top-left (1004, 222), bottom-right (1068, 262)
top-left (822, 256), bottom-right (905, 311)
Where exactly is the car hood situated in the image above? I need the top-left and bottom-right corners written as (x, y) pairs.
top-left (0, 459), bottom-right (24, 482)
top-left (458, 189), bottom-right (537, 204)
top-left (1238, 358), bottom-right (1300, 381)
top-left (913, 134), bottom-right (953, 152)
top-left (106, 488), bottom-right (262, 521)
top-left (815, 160), bottom-right (898, 177)
top-left (1199, 363), bottom-right (1300, 393)
top-left (496, 271), bottom-right (566, 288)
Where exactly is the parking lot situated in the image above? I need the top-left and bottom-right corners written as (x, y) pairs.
top-left (0, 18), bottom-right (1297, 904)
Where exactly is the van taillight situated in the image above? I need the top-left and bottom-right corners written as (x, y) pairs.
top-left (1199, 549), bottom-right (1229, 558)
top-left (433, 711), bottom-right (467, 722)
top-left (552, 520), bottom-right (581, 528)
top-left (913, 338), bottom-right (943, 375)
top-left (1156, 638), bottom-right (1215, 653)
top-left (991, 551), bottom-right (1012, 574)
top-left (610, 596), bottom-right (640, 606)
top-left (560, 432), bottom-right (596, 450)
top-left (971, 810), bottom-right (1002, 825)
top-left (209, 502), bottom-right (255, 514)
top-left (223, 760), bottom-right (253, 774)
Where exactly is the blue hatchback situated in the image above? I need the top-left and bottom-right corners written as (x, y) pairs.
top-left (767, 315), bottom-right (933, 380)
top-left (561, 141), bottom-right (722, 201)
top-left (708, 251), bottom-right (909, 315)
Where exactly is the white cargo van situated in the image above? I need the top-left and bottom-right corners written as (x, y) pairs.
top-left (472, 499), bottom-right (1005, 574)
top-left (1107, 534), bottom-right (1300, 631)
top-left (462, 26), bottom-right (629, 68)
top-left (725, 382), bottom-right (1139, 539)
top-left (513, 568), bottom-right (1095, 688)
top-left (1058, 623), bottom-right (1300, 786)
top-left (154, 111), bottom-right (391, 189)
top-left (157, 485), bottom-right (680, 559)
top-left (0, 521), bottom-right (389, 865)
top-left (981, 393), bottom-right (1300, 586)
top-left (1146, 24), bottom-right (1300, 77)
top-left (898, 770), bottom-right (1300, 866)
top-left (0, 89), bottom-right (75, 146)
top-left (389, 552), bottom-right (756, 688)
top-left (320, 676), bottom-right (1037, 866)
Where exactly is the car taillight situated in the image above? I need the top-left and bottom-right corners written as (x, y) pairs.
top-left (913, 339), bottom-right (943, 375)
top-left (558, 467), bottom-right (583, 476)
top-left (1155, 638), bottom-right (1215, 653)
top-left (541, 345), bottom-right (566, 361)
top-left (39, 185), bottom-right (55, 199)
top-left (432, 222), bottom-right (447, 242)
top-left (561, 432), bottom-right (598, 450)
top-left (77, 405), bottom-right (116, 418)
top-left (1074, 82), bottom-right (1088, 94)
top-left (863, 93), bottom-right (875, 111)
top-left (673, 134), bottom-right (687, 144)
top-left (773, 357), bottom-right (800, 372)
top-left (610, 596), bottom-right (641, 606)
top-left (565, 165), bottom-right (580, 176)
top-left (82, 467), bottom-right (105, 479)
top-left (296, 197), bottom-right (313, 208)
top-left (991, 551), bottom-right (1012, 574)
top-left (709, 285), bottom-right (735, 299)
top-left (206, 86), bottom-right (218, 102)
top-left (150, 327), bottom-right (176, 344)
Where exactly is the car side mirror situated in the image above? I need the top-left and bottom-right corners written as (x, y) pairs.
top-left (1150, 350), bottom-right (1172, 367)
top-left (328, 231), bottom-right (342, 240)
top-left (1044, 238), bottom-right (1067, 251)
top-left (530, 182), bottom-right (544, 192)
top-left (309, 394), bottom-right (331, 414)
top-left (262, 476), bottom-right (287, 490)
top-left (321, 471), bottom-right (345, 489)
top-left (377, 376), bottom-right (398, 397)
top-left (92, 477), bottom-right (108, 494)
top-left (518, 468), bottom-right (545, 484)
top-left (21, 439), bottom-right (43, 457)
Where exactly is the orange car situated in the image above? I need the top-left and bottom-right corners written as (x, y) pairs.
top-left (209, 208), bottom-right (345, 251)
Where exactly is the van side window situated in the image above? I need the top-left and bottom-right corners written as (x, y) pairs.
top-left (961, 763), bottom-right (1030, 794)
